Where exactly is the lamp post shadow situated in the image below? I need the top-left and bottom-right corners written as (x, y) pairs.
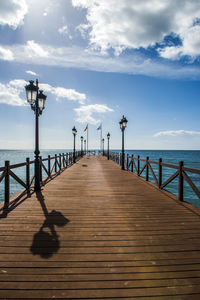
top-left (30, 191), bottom-right (69, 259)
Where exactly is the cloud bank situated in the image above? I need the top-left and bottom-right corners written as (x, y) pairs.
top-left (72, 0), bottom-right (200, 60)
top-left (40, 83), bottom-right (86, 105)
top-left (0, 46), bottom-right (14, 61)
top-left (0, 0), bottom-right (28, 29)
top-left (0, 42), bottom-right (199, 79)
top-left (154, 130), bottom-right (200, 137)
top-left (0, 79), bottom-right (86, 106)
top-left (74, 104), bottom-right (114, 125)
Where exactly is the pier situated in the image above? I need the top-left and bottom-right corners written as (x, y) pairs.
top-left (0, 155), bottom-right (200, 299)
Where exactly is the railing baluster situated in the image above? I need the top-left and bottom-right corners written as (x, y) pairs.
top-left (146, 156), bottom-right (149, 181)
top-left (59, 153), bottom-right (61, 173)
top-left (66, 153), bottom-right (68, 166)
top-left (55, 154), bottom-right (57, 173)
top-left (127, 154), bottom-right (129, 171)
top-left (131, 155), bottom-right (133, 172)
top-left (62, 153), bottom-right (65, 167)
top-left (26, 158), bottom-right (30, 193)
top-left (178, 161), bottom-right (184, 201)
top-left (48, 155), bottom-right (51, 177)
top-left (137, 155), bottom-right (140, 176)
top-left (158, 158), bottom-right (162, 188)
top-left (40, 156), bottom-right (42, 183)
top-left (4, 160), bottom-right (10, 208)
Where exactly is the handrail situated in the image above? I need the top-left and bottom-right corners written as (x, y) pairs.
top-left (108, 151), bottom-right (200, 205)
top-left (0, 151), bottom-right (84, 209)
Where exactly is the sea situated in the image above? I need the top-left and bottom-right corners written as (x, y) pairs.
top-left (0, 149), bottom-right (200, 209)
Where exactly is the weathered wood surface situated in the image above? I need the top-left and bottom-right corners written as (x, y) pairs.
top-left (0, 155), bottom-right (200, 299)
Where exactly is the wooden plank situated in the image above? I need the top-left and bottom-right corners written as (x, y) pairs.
top-left (0, 155), bottom-right (200, 299)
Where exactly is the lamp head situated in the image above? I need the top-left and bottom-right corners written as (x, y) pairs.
top-left (72, 126), bottom-right (77, 135)
top-left (25, 80), bottom-right (38, 105)
top-left (119, 115), bottom-right (128, 131)
top-left (38, 90), bottom-right (47, 114)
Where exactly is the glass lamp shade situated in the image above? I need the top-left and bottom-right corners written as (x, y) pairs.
top-left (25, 80), bottom-right (37, 105)
top-left (38, 90), bottom-right (47, 112)
top-left (120, 115), bottom-right (128, 130)
top-left (72, 126), bottom-right (77, 135)
top-left (107, 132), bottom-right (110, 139)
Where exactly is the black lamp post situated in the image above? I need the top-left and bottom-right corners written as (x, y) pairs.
top-left (102, 138), bottom-right (105, 156)
top-left (84, 139), bottom-right (86, 154)
top-left (72, 126), bottom-right (77, 163)
top-left (107, 132), bottom-right (110, 160)
top-left (25, 80), bottom-right (46, 191)
top-left (119, 115), bottom-right (128, 170)
top-left (80, 136), bottom-right (83, 157)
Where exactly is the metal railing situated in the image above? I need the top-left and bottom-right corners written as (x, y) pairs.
top-left (107, 151), bottom-right (200, 203)
top-left (0, 151), bottom-right (83, 209)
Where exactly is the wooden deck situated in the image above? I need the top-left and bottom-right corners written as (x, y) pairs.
top-left (1, 155), bottom-right (200, 299)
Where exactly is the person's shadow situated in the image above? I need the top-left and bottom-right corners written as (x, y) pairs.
top-left (30, 191), bottom-right (69, 259)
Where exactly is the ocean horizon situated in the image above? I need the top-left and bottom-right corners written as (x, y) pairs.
top-left (0, 149), bottom-right (200, 209)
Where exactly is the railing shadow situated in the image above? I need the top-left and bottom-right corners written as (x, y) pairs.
top-left (0, 189), bottom-right (34, 219)
top-left (30, 191), bottom-right (69, 259)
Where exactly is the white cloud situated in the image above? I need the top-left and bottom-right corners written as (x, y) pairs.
top-left (0, 81), bottom-right (26, 106)
top-left (0, 46), bottom-right (14, 61)
top-left (74, 104), bottom-right (113, 125)
top-left (0, 79), bottom-right (86, 106)
top-left (0, 0), bottom-right (28, 29)
top-left (58, 25), bottom-right (72, 39)
top-left (40, 83), bottom-right (86, 104)
top-left (154, 130), bottom-right (200, 137)
top-left (9, 79), bottom-right (27, 90)
top-left (5, 42), bottom-right (200, 79)
top-left (72, 0), bottom-right (200, 59)
top-left (159, 25), bottom-right (200, 60)
top-left (58, 25), bottom-right (68, 35)
top-left (26, 70), bottom-right (37, 76)
top-left (26, 40), bottom-right (49, 58)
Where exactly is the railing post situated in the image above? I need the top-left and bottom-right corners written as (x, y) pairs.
top-left (4, 160), bottom-right (10, 209)
top-left (55, 154), bottom-right (57, 173)
top-left (137, 155), bottom-right (140, 176)
top-left (146, 156), bottom-right (149, 181)
top-left (48, 155), bottom-right (51, 177)
top-left (40, 156), bottom-right (42, 183)
top-left (178, 161), bottom-right (184, 201)
top-left (62, 153), bottom-right (65, 167)
top-left (59, 153), bottom-right (61, 172)
top-left (127, 154), bottom-right (129, 171)
top-left (158, 158), bottom-right (162, 188)
top-left (131, 155), bottom-right (133, 172)
top-left (26, 158), bottom-right (30, 193)
top-left (66, 153), bottom-right (68, 167)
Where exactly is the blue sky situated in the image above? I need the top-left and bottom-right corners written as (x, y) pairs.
top-left (0, 0), bottom-right (200, 150)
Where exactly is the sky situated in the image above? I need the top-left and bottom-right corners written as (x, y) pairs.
top-left (0, 0), bottom-right (200, 150)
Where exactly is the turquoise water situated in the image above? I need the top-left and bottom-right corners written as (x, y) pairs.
top-left (0, 149), bottom-right (200, 208)
top-left (114, 150), bottom-right (200, 208)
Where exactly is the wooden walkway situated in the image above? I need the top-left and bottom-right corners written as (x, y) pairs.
top-left (0, 155), bottom-right (200, 299)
